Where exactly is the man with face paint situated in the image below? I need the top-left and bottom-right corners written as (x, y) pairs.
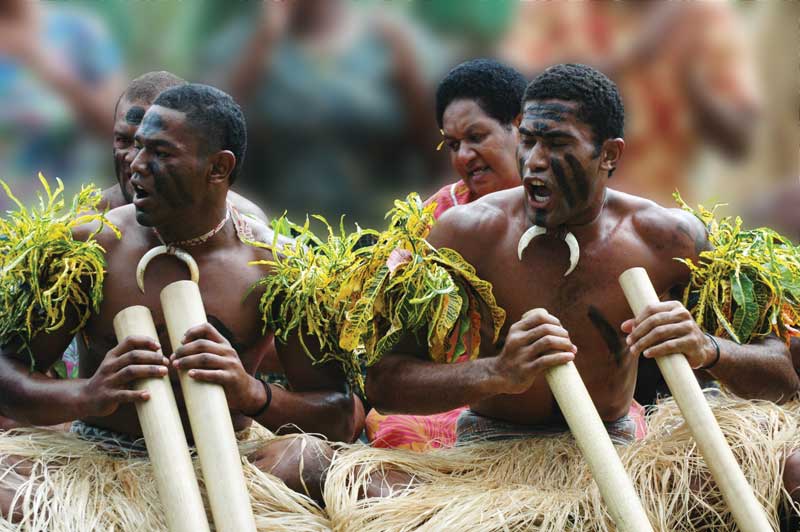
top-left (100, 71), bottom-right (267, 222)
top-left (366, 64), bottom-right (797, 447)
top-left (0, 84), bottom-right (359, 517)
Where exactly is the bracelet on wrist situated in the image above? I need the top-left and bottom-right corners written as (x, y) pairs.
top-left (246, 379), bottom-right (272, 418)
top-left (698, 332), bottom-right (721, 371)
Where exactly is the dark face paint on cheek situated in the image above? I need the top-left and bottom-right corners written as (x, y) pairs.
top-left (125, 106), bottom-right (146, 125)
top-left (550, 157), bottom-right (576, 208)
top-left (148, 159), bottom-right (194, 209)
top-left (587, 305), bottom-right (626, 367)
top-left (564, 153), bottom-right (590, 202)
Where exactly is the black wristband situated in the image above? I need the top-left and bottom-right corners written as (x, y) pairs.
top-left (246, 379), bottom-right (272, 418)
top-left (698, 332), bottom-right (721, 370)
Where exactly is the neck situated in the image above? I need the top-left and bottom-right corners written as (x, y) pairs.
top-left (153, 203), bottom-right (231, 248)
top-left (565, 190), bottom-right (608, 242)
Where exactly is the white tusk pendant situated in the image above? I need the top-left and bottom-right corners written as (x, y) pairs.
top-left (564, 232), bottom-right (579, 276)
top-left (136, 245), bottom-right (200, 293)
top-left (517, 225), bottom-right (547, 260)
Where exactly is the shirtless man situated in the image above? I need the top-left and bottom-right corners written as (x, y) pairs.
top-left (366, 64), bottom-right (797, 444)
top-left (0, 84), bottom-right (356, 517)
top-left (100, 71), bottom-right (266, 221)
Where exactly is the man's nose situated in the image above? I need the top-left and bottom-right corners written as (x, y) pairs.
top-left (523, 143), bottom-right (549, 173)
top-left (130, 147), bottom-right (148, 175)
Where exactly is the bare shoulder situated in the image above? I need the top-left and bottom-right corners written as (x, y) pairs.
top-left (98, 185), bottom-right (126, 212)
top-left (228, 190), bottom-right (267, 222)
top-left (622, 190), bottom-right (709, 262)
top-left (428, 187), bottom-right (518, 259)
top-left (71, 204), bottom-right (135, 251)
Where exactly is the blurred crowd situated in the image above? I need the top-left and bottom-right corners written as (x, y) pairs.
top-left (0, 0), bottom-right (796, 233)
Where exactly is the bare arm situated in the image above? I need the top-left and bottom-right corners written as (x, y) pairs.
top-left (0, 3), bottom-right (122, 136)
top-left (175, 323), bottom-right (358, 442)
top-left (264, 332), bottom-right (358, 442)
top-left (223, 3), bottom-right (289, 104)
top-left (700, 335), bottom-right (799, 403)
top-left (0, 346), bottom-right (87, 426)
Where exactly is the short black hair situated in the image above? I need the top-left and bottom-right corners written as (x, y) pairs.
top-left (523, 64), bottom-right (624, 146)
top-left (115, 71), bottom-right (186, 115)
top-left (153, 84), bottom-right (247, 185)
top-left (436, 59), bottom-right (527, 129)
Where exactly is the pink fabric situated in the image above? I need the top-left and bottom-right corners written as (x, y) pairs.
top-left (423, 180), bottom-right (474, 220)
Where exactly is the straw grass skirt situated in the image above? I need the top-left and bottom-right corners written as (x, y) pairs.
top-left (0, 424), bottom-right (329, 532)
top-left (325, 394), bottom-right (800, 531)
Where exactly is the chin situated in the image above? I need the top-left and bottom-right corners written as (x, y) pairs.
top-left (134, 209), bottom-right (155, 227)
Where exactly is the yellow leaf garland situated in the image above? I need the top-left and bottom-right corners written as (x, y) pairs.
top-left (675, 192), bottom-right (800, 344)
top-left (0, 174), bottom-right (119, 368)
top-left (251, 193), bottom-right (506, 391)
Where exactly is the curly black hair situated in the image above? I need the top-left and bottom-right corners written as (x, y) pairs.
top-left (436, 59), bottom-right (527, 129)
top-left (523, 64), bottom-right (624, 148)
top-left (154, 84), bottom-right (247, 186)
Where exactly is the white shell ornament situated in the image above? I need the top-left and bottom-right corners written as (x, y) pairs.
top-left (517, 225), bottom-right (547, 260)
top-left (564, 231), bottom-right (579, 277)
top-left (517, 225), bottom-right (580, 277)
top-left (136, 245), bottom-right (200, 293)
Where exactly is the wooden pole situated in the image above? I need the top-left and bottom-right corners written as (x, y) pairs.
top-left (113, 306), bottom-right (210, 532)
top-left (160, 280), bottom-right (257, 532)
top-left (619, 267), bottom-right (772, 532)
top-left (545, 362), bottom-right (654, 532)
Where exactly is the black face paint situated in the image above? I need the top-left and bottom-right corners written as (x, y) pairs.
top-left (587, 305), bottom-right (626, 367)
top-left (125, 106), bottom-right (146, 125)
top-left (523, 103), bottom-right (571, 122)
top-left (148, 159), bottom-right (193, 209)
top-left (138, 113), bottom-right (166, 137)
top-left (550, 157), bottom-right (576, 207)
top-left (564, 153), bottom-right (590, 201)
top-left (534, 209), bottom-right (547, 226)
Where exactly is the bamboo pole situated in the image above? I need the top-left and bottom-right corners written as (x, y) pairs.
top-left (113, 306), bottom-right (210, 532)
top-left (544, 362), bottom-right (654, 531)
top-left (160, 280), bottom-right (257, 532)
top-left (619, 267), bottom-right (772, 532)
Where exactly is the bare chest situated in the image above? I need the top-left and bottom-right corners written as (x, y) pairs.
top-left (83, 243), bottom-right (268, 367)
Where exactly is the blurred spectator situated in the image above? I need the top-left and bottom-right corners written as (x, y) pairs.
top-left (743, 178), bottom-right (800, 245)
top-left (210, 0), bottom-right (444, 227)
top-left (0, 0), bottom-right (123, 208)
top-left (500, 2), bottom-right (760, 206)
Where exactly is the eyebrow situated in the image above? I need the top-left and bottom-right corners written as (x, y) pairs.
top-left (134, 136), bottom-right (177, 150)
top-left (518, 126), bottom-right (574, 140)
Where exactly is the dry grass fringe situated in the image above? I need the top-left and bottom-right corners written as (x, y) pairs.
top-left (324, 394), bottom-right (800, 532)
top-left (0, 425), bottom-right (330, 532)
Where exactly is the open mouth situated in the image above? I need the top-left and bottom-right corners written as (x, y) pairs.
top-left (131, 179), bottom-right (150, 202)
top-left (525, 178), bottom-right (553, 204)
top-left (467, 165), bottom-right (491, 180)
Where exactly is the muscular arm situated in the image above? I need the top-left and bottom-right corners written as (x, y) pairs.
top-left (366, 336), bottom-right (504, 415)
top-left (700, 335), bottom-right (798, 403)
top-left (0, 334), bottom-right (87, 426)
top-left (630, 206), bottom-right (799, 404)
top-left (263, 333), bottom-right (358, 442)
